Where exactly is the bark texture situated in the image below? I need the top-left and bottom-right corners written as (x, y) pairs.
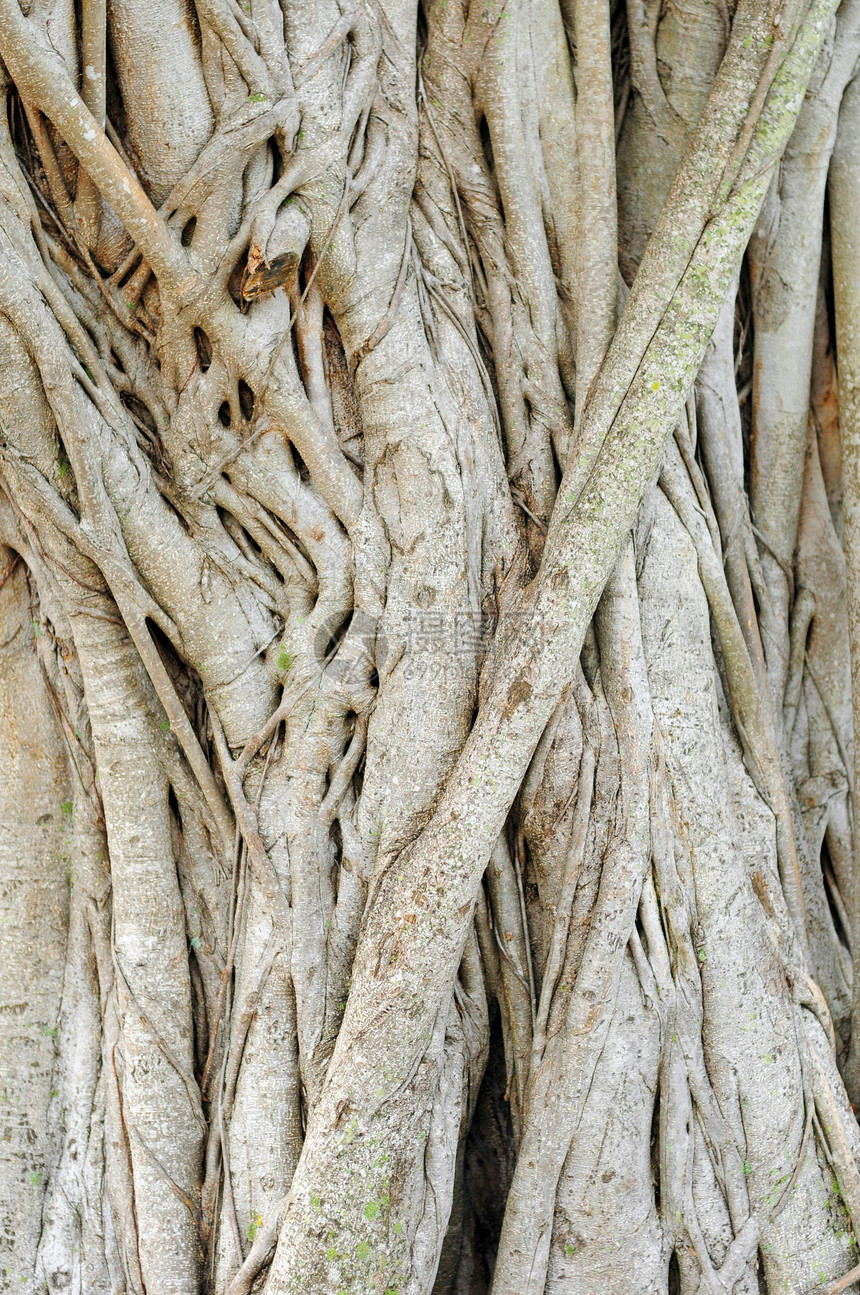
top-left (1, 0), bottom-right (860, 1292)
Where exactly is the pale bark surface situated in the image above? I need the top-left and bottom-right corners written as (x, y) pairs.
top-left (1, 0), bottom-right (860, 1292)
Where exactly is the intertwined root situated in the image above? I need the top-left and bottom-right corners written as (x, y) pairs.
top-left (1, 0), bottom-right (860, 1293)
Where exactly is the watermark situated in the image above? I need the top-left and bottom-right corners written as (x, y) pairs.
top-left (312, 605), bottom-right (545, 685)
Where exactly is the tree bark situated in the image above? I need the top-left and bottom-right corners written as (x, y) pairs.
top-left (1, 0), bottom-right (860, 1293)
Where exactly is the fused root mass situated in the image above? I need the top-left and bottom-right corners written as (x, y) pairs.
top-left (1, 0), bottom-right (860, 1293)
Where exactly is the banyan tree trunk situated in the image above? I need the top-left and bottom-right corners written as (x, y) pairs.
top-left (2, 0), bottom-right (860, 1291)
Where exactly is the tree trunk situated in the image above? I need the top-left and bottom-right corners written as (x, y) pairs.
top-left (1, 0), bottom-right (860, 1292)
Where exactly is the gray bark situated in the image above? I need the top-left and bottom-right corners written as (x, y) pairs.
top-left (1, 0), bottom-right (860, 1293)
